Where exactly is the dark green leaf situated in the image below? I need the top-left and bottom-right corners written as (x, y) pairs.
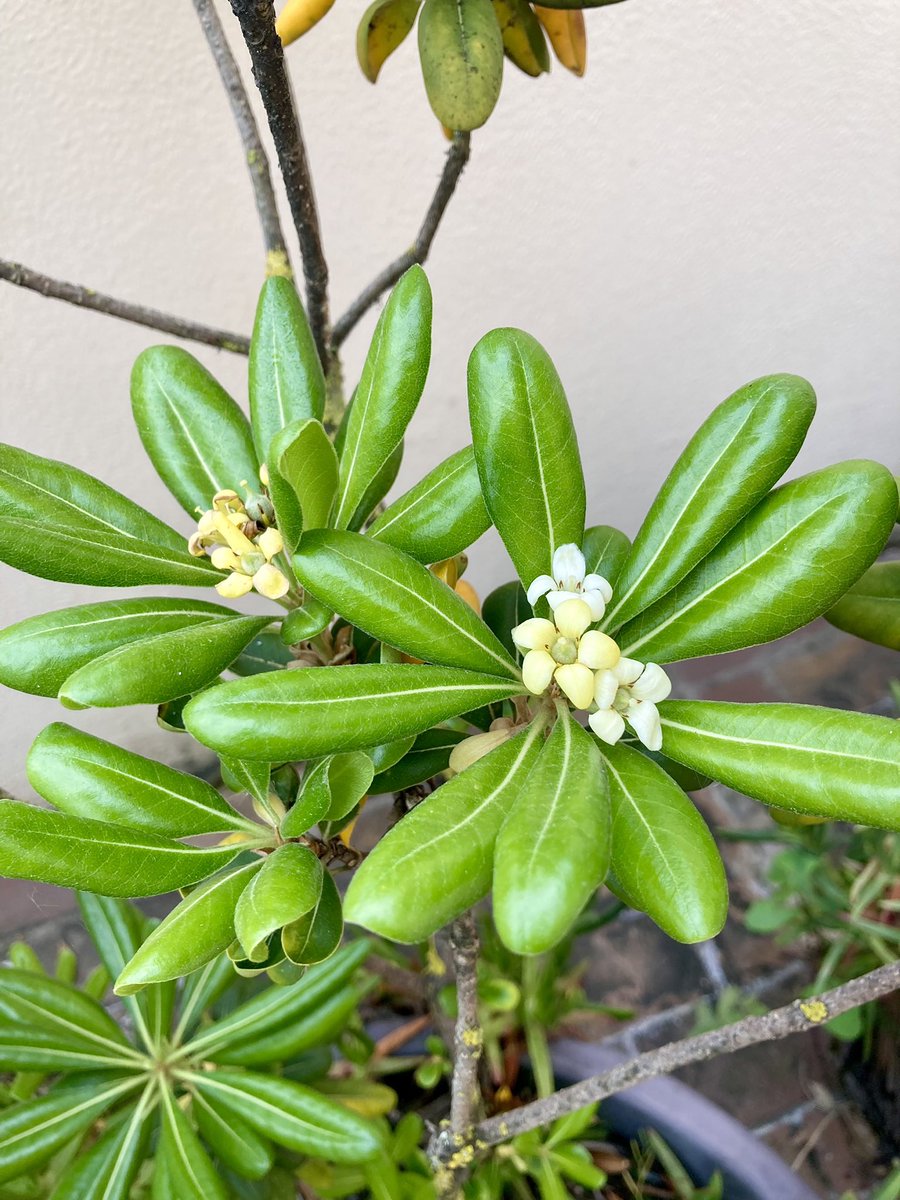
top-left (131, 346), bottom-right (259, 519)
top-left (582, 525), bottom-right (631, 588)
top-left (27, 723), bottom-right (247, 837)
top-left (58, 615), bottom-right (270, 707)
top-left (334, 267), bottom-right (431, 529)
top-left (115, 859), bottom-right (264, 994)
top-left (281, 598), bottom-right (333, 644)
top-left (282, 871), bottom-right (344, 966)
top-left (659, 700), bottom-right (900, 827)
top-left (349, 438), bottom-right (404, 532)
top-left (370, 728), bottom-right (467, 793)
top-left (249, 275), bottom-right (326, 461)
top-left (294, 530), bottom-right (517, 677)
top-left (230, 630), bottom-right (295, 676)
top-left (604, 375), bottom-right (817, 629)
top-left (190, 1070), bottom-right (381, 1163)
top-left (0, 801), bottom-right (239, 896)
top-left (617, 462), bottom-right (897, 663)
top-left (267, 418), bottom-right (338, 549)
top-left (50, 1090), bottom-right (153, 1200)
top-left (468, 329), bottom-right (585, 589)
top-left (345, 726), bottom-right (543, 942)
top-left (184, 664), bottom-right (522, 762)
top-left (482, 581), bottom-right (530, 659)
top-left (157, 1087), bottom-right (229, 1200)
top-left (0, 445), bottom-right (216, 588)
top-left (825, 561), bottom-right (900, 651)
top-left (494, 714), bottom-right (610, 954)
top-left (418, 0), bottom-right (504, 130)
top-left (193, 1089), bottom-right (274, 1181)
top-left (600, 741), bottom-right (728, 943)
top-left (368, 445), bottom-right (490, 563)
top-left (234, 844), bottom-right (324, 961)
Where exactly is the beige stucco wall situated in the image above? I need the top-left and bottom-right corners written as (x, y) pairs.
top-left (1, 0), bottom-right (898, 803)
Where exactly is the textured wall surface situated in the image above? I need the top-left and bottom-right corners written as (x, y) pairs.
top-left (1, 0), bottom-right (898, 803)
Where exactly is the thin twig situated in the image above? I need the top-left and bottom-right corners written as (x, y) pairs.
top-left (227, 0), bottom-right (330, 366)
top-left (192, 0), bottom-right (291, 277)
top-left (0, 260), bottom-right (249, 353)
top-left (332, 133), bottom-right (472, 349)
top-left (439, 960), bottom-right (900, 1158)
top-left (429, 913), bottom-right (483, 1194)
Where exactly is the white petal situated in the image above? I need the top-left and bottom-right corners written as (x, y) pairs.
top-left (552, 543), bottom-right (585, 589)
top-left (583, 589), bottom-right (607, 622)
top-left (628, 700), bottom-right (663, 752)
top-left (593, 669), bottom-right (619, 709)
top-left (526, 575), bottom-right (555, 607)
top-left (588, 708), bottom-right (626, 745)
top-left (584, 573), bottom-right (614, 604)
top-left (511, 617), bottom-right (556, 652)
top-left (613, 656), bottom-right (644, 686)
top-left (554, 662), bottom-right (596, 710)
top-left (553, 598), bottom-right (593, 640)
top-left (577, 630), bottom-right (621, 671)
top-left (546, 589), bottom-right (582, 612)
top-left (630, 662), bottom-right (672, 704)
top-left (522, 649), bottom-right (556, 695)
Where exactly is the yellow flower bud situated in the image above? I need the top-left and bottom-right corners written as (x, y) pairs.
top-left (253, 563), bottom-right (290, 600)
top-left (256, 526), bottom-right (284, 561)
top-left (210, 546), bottom-right (240, 571)
top-left (216, 571), bottom-right (254, 598)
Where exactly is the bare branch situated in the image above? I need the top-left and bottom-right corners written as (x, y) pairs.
top-left (0, 260), bottom-right (249, 354)
top-left (332, 133), bottom-right (472, 349)
top-left (192, 0), bottom-right (291, 277)
top-left (227, 0), bottom-right (331, 366)
top-left (437, 959), bottom-right (900, 1158)
top-left (429, 913), bottom-right (483, 1194)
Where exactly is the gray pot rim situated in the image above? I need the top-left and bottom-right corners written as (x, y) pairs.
top-left (550, 1037), bottom-right (822, 1200)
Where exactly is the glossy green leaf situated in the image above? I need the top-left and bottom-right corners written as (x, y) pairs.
top-left (368, 445), bottom-right (490, 563)
top-left (190, 1070), bottom-right (381, 1163)
top-left (280, 759), bottom-right (332, 835)
top-left (267, 418), bottom-right (339, 549)
top-left (184, 663), bottom-right (521, 762)
top-left (228, 930), bottom-right (286, 977)
top-left (825, 561), bottom-right (900, 651)
top-left (0, 969), bottom-right (138, 1073)
top-left (599, 741), bottom-right (728, 943)
top-left (494, 714), bottom-right (610, 954)
top-left (604, 375), bottom-right (817, 629)
top-left (131, 346), bottom-right (259, 518)
top-left (0, 801), bottom-right (239, 896)
top-left (249, 275), bottom-right (326, 461)
top-left (281, 597), bottom-right (333, 644)
top-left (193, 1089), bottom-right (274, 1181)
top-left (183, 938), bottom-right (370, 1059)
top-left (51, 1091), bottom-right (153, 1200)
top-left (624, 740), bottom-right (711, 793)
top-left (78, 894), bottom-right (169, 1053)
top-left (370, 728), bottom-right (467, 793)
top-left (418, 0), bottom-right (503, 131)
top-left (234, 844), bottom-right (324, 961)
top-left (0, 1077), bottom-right (140, 1184)
top-left (334, 267), bottom-right (431, 529)
top-left (481, 580), bottom-right (530, 660)
top-left (230, 630), bottom-right (295, 675)
top-left (345, 725), bottom-right (543, 942)
top-left (0, 600), bottom-right (243, 700)
top-left (58, 615), bottom-right (270, 708)
top-left (173, 954), bottom-right (236, 1044)
top-left (282, 871), bottom-right (344, 965)
top-left (659, 700), bottom-right (900, 827)
top-left (582, 525), bottom-right (631, 588)
top-left (27, 723), bottom-right (246, 837)
top-left (157, 1087), bottom-right (228, 1200)
top-left (213, 979), bottom-right (368, 1066)
top-left (0, 444), bottom-right (216, 588)
top-left (618, 462), bottom-right (897, 663)
top-left (468, 329), bottom-right (585, 589)
top-left (368, 736), bottom-right (416, 773)
top-left (323, 752), bottom-right (376, 819)
top-left (294, 530), bottom-right (517, 677)
top-left (115, 859), bottom-right (263, 994)
top-left (219, 756), bottom-right (272, 814)
top-left (351, 438), bottom-right (405, 532)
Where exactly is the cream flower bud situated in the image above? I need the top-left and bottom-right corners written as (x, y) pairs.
top-left (577, 630), bottom-right (620, 671)
top-left (511, 618), bottom-right (556, 653)
top-left (522, 648), bottom-right (556, 695)
top-left (448, 727), bottom-right (513, 774)
top-left (210, 546), bottom-right (240, 571)
top-left (553, 598), bottom-right (593, 640)
top-left (253, 563), bottom-right (290, 600)
top-left (256, 526), bottom-right (284, 560)
top-left (216, 571), bottom-right (254, 598)
top-left (588, 707), bottom-right (626, 745)
top-left (554, 662), bottom-right (595, 710)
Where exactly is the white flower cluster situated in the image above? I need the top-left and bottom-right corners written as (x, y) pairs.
top-left (515, 544), bottom-right (672, 752)
top-left (189, 489), bottom-right (290, 600)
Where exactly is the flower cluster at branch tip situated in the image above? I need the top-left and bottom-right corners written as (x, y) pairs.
top-left (188, 485), bottom-right (290, 600)
top-left (515, 544), bottom-right (672, 752)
